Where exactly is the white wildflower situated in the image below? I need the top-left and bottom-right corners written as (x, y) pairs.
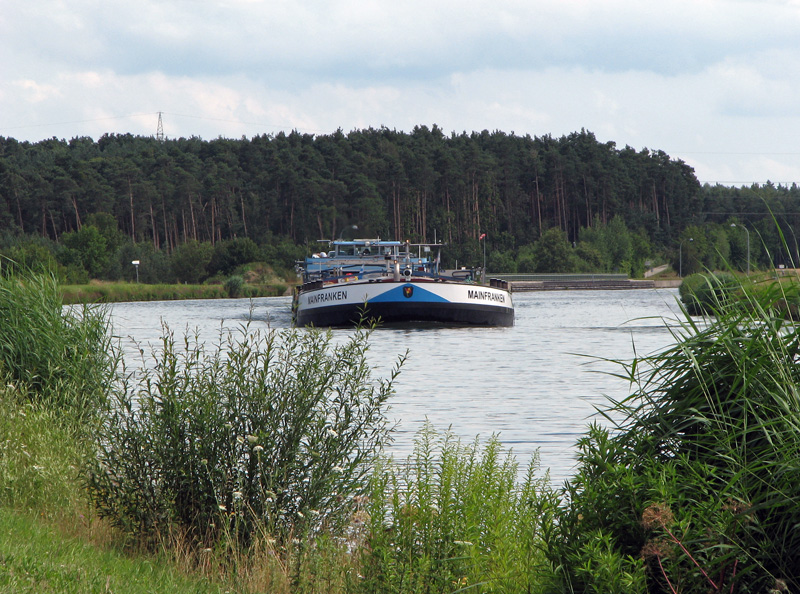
top-left (247, 435), bottom-right (258, 445)
top-left (253, 445), bottom-right (264, 453)
top-left (297, 511), bottom-right (305, 518)
top-left (326, 428), bottom-right (339, 438)
top-left (236, 435), bottom-right (245, 445)
top-left (218, 504), bottom-right (227, 511)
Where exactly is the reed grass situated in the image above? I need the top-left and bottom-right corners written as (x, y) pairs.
top-left (550, 269), bottom-right (800, 592)
top-left (0, 269), bottom-right (117, 417)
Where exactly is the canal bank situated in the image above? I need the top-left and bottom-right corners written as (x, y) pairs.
top-left (489, 273), bottom-right (682, 292)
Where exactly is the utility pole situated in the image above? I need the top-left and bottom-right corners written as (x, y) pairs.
top-left (156, 112), bottom-right (164, 143)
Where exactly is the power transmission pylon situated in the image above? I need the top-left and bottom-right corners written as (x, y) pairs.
top-left (156, 112), bottom-right (164, 142)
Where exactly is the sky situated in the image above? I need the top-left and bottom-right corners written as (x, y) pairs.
top-left (2, 0), bottom-right (800, 186)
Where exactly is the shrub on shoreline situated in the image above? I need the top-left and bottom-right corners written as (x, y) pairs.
top-left (87, 322), bottom-right (405, 552)
top-left (678, 271), bottom-right (739, 315)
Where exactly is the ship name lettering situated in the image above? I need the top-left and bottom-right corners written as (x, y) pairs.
top-left (467, 289), bottom-right (505, 303)
top-left (308, 290), bottom-right (348, 304)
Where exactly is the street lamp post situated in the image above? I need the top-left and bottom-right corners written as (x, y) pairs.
top-left (479, 233), bottom-right (486, 283)
top-left (730, 223), bottom-right (750, 275)
top-left (338, 224), bottom-right (358, 240)
top-left (131, 260), bottom-right (140, 283)
top-left (679, 238), bottom-right (693, 277)
top-left (788, 226), bottom-right (799, 268)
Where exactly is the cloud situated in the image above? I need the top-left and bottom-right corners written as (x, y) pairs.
top-left (2, 0), bottom-right (800, 184)
top-left (711, 49), bottom-right (800, 118)
top-left (9, 0), bottom-right (799, 82)
top-left (13, 80), bottom-right (62, 103)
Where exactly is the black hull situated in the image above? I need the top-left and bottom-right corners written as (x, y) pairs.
top-left (294, 300), bottom-right (514, 328)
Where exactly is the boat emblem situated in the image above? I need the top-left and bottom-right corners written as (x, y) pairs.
top-left (403, 285), bottom-right (414, 299)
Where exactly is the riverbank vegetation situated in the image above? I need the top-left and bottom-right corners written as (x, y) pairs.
top-left (60, 279), bottom-right (288, 304)
top-left (2, 130), bottom-right (799, 287)
top-left (2, 265), bottom-right (800, 592)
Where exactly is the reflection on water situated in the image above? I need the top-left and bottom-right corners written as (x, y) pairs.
top-left (109, 289), bottom-right (683, 483)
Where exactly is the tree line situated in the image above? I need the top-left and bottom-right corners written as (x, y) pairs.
top-left (1, 127), bottom-right (798, 282)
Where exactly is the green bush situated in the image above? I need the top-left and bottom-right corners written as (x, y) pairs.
top-left (223, 274), bottom-right (244, 298)
top-left (87, 323), bottom-right (404, 549)
top-left (0, 268), bottom-right (117, 417)
top-left (548, 277), bottom-right (800, 592)
top-left (679, 271), bottom-right (738, 315)
top-left (359, 423), bottom-right (555, 594)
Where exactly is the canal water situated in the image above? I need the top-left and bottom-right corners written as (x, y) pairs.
top-left (108, 289), bottom-right (684, 483)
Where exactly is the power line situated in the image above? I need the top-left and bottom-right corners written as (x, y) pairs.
top-left (679, 151), bottom-right (800, 156)
top-left (0, 110), bottom-right (323, 136)
top-left (699, 181), bottom-right (799, 186)
top-left (0, 112), bottom-right (159, 131)
top-left (162, 111), bottom-right (325, 134)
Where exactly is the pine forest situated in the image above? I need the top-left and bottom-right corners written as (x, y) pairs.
top-left (1, 127), bottom-right (799, 283)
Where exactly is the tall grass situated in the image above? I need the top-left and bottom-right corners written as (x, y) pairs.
top-left (359, 423), bottom-right (555, 594)
top-left (0, 387), bottom-right (92, 514)
top-left (0, 267), bottom-right (118, 417)
top-left (549, 271), bottom-right (800, 592)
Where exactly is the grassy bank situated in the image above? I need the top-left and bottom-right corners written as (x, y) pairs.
top-left (0, 511), bottom-right (223, 594)
top-left (4, 266), bottom-right (800, 592)
top-left (0, 388), bottom-right (222, 594)
top-left (60, 281), bottom-right (290, 304)
top-left (680, 269), bottom-right (800, 316)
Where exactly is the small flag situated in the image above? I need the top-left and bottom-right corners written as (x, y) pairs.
top-left (479, 233), bottom-right (486, 240)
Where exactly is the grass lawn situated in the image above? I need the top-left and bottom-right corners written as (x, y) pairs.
top-left (0, 511), bottom-right (223, 594)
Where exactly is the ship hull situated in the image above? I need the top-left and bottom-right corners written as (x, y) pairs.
top-left (293, 280), bottom-right (514, 327)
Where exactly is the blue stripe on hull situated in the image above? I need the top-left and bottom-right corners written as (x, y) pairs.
top-left (368, 283), bottom-right (450, 303)
top-left (294, 300), bottom-right (514, 328)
